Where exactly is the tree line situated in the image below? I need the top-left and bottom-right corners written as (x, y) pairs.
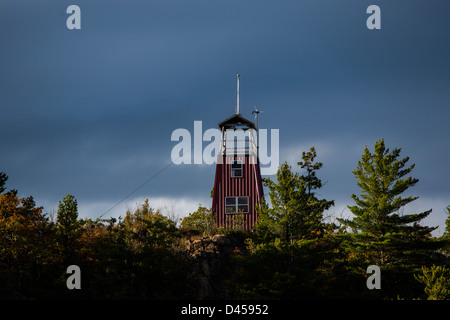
top-left (0, 138), bottom-right (449, 299)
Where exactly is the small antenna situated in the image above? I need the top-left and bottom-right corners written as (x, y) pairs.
top-left (236, 74), bottom-right (240, 114)
top-left (252, 105), bottom-right (263, 157)
top-left (252, 105), bottom-right (263, 131)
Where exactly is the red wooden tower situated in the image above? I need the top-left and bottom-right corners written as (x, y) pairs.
top-left (211, 75), bottom-right (264, 230)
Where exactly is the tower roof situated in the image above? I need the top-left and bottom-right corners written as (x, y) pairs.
top-left (218, 114), bottom-right (256, 130)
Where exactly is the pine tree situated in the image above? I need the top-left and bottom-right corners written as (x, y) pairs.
top-left (442, 205), bottom-right (450, 254)
top-left (338, 139), bottom-right (439, 266)
top-left (0, 172), bottom-right (7, 193)
top-left (257, 162), bottom-right (304, 243)
top-left (56, 194), bottom-right (81, 262)
top-left (444, 205), bottom-right (450, 238)
top-left (256, 147), bottom-right (334, 243)
top-left (297, 147), bottom-right (335, 234)
top-left (298, 147), bottom-right (325, 196)
top-left (414, 265), bottom-right (450, 300)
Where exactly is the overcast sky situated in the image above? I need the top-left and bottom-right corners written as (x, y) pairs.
top-left (1, 0), bottom-right (449, 234)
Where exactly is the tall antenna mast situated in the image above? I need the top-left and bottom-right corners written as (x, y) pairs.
top-left (236, 74), bottom-right (240, 114)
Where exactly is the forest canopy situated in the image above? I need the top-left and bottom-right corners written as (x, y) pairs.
top-left (0, 139), bottom-right (449, 300)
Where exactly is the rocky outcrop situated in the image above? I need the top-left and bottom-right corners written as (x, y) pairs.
top-left (185, 234), bottom-right (235, 299)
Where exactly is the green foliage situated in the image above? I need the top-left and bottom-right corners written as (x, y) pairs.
top-left (340, 139), bottom-right (432, 237)
top-left (180, 205), bottom-right (215, 236)
top-left (0, 172), bottom-right (7, 193)
top-left (414, 265), bottom-right (450, 300)
top-left (338, 139), bottom-right (440, 266)
top-left (0, 138), bottom-right (449, 301)
top-left (0, 184), bottom-right (195, 299)
top-left (231, 235), bottom-right (345, 299)
top-left (122, 199), bottom-right (178, 251)
top-left (234, 148), bottom-right (342, 299)
top-left (217, 213), bottom-right (248, 236)
top-left (57, 194), bottom-right (80, 239)
top-left (297, 147), bottom-right (335, 233)
top-left (56, 194), bottom-right (82, 263)
top-left (298, 147), bottom-right (326, 196)
top-left (444, 205), bottom-right (450, 238)
top-left (115, 200), bottom-right (185, 298)
top-left (0, 190), bottom-right (56, 298)
top-left (256, 147), bottom-right (334, 243)
top-left (442, 205), bottom-right (450, 254)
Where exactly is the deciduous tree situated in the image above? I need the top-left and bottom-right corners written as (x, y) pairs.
top-left (180, 205), bottom-right (215, 236)
top-left (0, 190), bottom-right (54, 298)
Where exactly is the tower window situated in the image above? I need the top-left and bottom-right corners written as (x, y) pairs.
top-left (225, 196), bottom-right (249, 214)
top-left (231, 160), bottom-right (243, 177)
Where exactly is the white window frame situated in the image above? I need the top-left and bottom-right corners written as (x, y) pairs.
top-left (225, 196), bottom-right (249, 214)
top-left (231, 160), bottom-right (243, 178)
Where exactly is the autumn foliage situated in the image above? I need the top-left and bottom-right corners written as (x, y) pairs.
top-left (0, 139), bottom-right (449, 300)
top-left (0, 175), bottom-right (195, 299)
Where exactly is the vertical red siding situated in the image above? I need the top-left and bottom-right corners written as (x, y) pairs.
top-left (212, 155), bottom-right (264, 230)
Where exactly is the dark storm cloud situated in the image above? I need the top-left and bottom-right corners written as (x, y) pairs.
top-left (0, 1), bottom-right (449, 224)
